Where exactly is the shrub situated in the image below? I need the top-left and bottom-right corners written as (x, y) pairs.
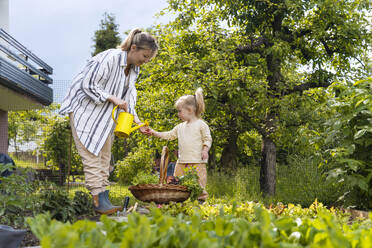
top-left (321, 79), bottom-right (372, 209)
top-left (116, 146), bottom-right (155, 185)
top-left (40, 189), bottom-right (76, 222)
top-left (40, 190), bottom-right (95, 222)
top-left (73, 191), bottom-right (94, 216)
top-left (131, 170), bottom-right (158, 185)
top-left (41, 117), bottom-right (83, 176)
top-left (0, 164), bottom-right (44, 228)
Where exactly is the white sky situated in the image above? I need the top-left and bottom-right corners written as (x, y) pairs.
top-left (9, 0), bottom-right (172, 102)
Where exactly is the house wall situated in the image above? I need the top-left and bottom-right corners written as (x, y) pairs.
top-left (0, 0), bottom-right (9, 154)
top-left (0, 0), bottom-right (9, 32)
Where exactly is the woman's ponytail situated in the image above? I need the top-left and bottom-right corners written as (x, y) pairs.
top-left (119, 28), bottom-right (142, 51)
top-left (195, 87), bottom-right (205, 118)
top-left (119, 28), bottom-right (158, 53)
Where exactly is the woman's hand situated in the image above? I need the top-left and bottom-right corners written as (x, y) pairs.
top-left (107, 96), bottom-right (128, 112)
top-left (139, 125), bottom-right (152, 136)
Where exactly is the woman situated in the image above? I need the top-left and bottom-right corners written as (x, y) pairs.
top-left (59, 28), bottom-right (158, 214)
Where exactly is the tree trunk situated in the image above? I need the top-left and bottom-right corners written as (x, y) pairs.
top-left (259, 136), bottom-right (276, 195)
top-left (220, 132), bottom-right (238, 170)
top-left (208, 144), bottom-right (217, 170)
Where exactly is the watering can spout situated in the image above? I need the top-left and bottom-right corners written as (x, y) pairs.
top-left (130, 120), bottom-right (149, 132)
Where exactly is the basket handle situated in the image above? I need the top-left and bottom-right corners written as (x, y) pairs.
top-left (159, 146), bottom-right (169, 184)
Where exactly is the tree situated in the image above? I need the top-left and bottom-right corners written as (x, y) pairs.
top-left (8, 108), bottom-right (51, 157)
top-left (92, 13), bottom-right (121, 56)
top-left (153, 0), bottom-right (371, 195)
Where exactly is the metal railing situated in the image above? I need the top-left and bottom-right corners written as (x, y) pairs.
top-left (0, 28), bottom-right (53, 83)
top-left (0, 28), bottom-right (53, 105)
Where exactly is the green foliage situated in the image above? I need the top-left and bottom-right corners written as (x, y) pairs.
top-left (73, 191), bottom-right (94, 216)
top-left (0, 164), bottom-right (45, 228)
top-left (41, 114), bottom-right (83, 176)
top-left (40, 189), bottom-right (94, 222)
top-left (157, 0), bottom-right (371, 170)
top-left (135, 0), bottom-right (372, 199)
top-left (8, 111), bottom-right (39, 155)
top-left (92, 12), bottom-right (121, 56)
top-left (27, 203), bottom-right (372, 247)
top-left (158, 199), bottom-right (349, 222)
top-left (27, 213), bottom-right (109, 248)
top-left (116, 146), bottom-right (155, 185)
top-left (131, 170), bottom-right (158, 185)
top-left (8, 104), bottom-right (83, 177)
top-left (321, 78), bottom-right (371, 208)
top-left (8, 104), bottom-right (59, 157)
top-left (40, 189), bottom-right (76, 223)
top-left (178, 167), bottom-right (203, 201)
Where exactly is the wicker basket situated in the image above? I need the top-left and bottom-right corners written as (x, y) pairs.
top-left (129, 146), bottom-right (190, 204)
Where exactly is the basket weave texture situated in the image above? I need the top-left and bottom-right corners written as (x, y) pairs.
top-left (129, 146), bottom-right (190, 204)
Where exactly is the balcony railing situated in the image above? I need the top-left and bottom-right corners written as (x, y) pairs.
top-left (0, 28), bottom-right (53, 106)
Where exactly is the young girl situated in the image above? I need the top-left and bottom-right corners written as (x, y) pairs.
top-left (150, 88), bottom-right (212, 202)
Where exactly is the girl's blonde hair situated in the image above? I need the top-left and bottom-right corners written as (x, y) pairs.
top-left (175, 88), bottom-right (205, 118)
top-left (119, 28), bottom-right (158, 53)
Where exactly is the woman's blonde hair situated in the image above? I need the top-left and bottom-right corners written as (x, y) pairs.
top-left (175, 88), bottom-right (205, 118)
top-left (119, 28), bottom-right (158, 53)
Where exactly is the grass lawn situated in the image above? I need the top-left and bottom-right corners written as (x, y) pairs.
top-left (67, 183), bottom-right (134, 207)
top-left (13, 154), bottom-right (346, 209)
top-left (12, 158), bottom-right (47, 169)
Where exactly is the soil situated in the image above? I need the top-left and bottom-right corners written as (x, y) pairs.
top-left (20, 230), bottom-right (39, 247)
top-left (76, 214), bottom-right (101, 222)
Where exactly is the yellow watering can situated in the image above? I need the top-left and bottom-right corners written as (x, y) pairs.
top-left (111, 105), bottom-right (149, 138)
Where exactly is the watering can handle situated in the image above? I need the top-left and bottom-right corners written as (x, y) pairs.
top-left (112, 105), bottom-right (119, 124)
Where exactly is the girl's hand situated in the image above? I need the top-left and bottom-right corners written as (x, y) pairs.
top-left (108, 96), bottom-right (128, 112)
top-left (148, 128), bottom-right (158, 137)
top-left (201, 145), bottom-right (209, 161)
top-left (201, 150), bottom-right (209, 161)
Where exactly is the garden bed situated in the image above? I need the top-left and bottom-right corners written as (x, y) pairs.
top-left (25, 200), bottom-right (371, 247)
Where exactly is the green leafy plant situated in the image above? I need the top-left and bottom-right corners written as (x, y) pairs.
top-left (42, 116), bottom-right (83, 179)
top-left (39, 190), bottom-right (95, 223)
top-left (27, 203), bottom-right (372, 247)
top-left (178, 167), bottom-right (203, 201)
top-left (0, 164), bottom-right (44, 228)
top-left (314, 79), bottom-right (372, 208)
top-left (73, 191), bottom-right (94, 216)
top-left (131, 170), bottom-right (158, 185)
top-left (40, 189), bottom-right (76, 223)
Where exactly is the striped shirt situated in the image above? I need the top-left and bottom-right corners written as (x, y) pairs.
top-left (59, 49), bottom-right (140, 156)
